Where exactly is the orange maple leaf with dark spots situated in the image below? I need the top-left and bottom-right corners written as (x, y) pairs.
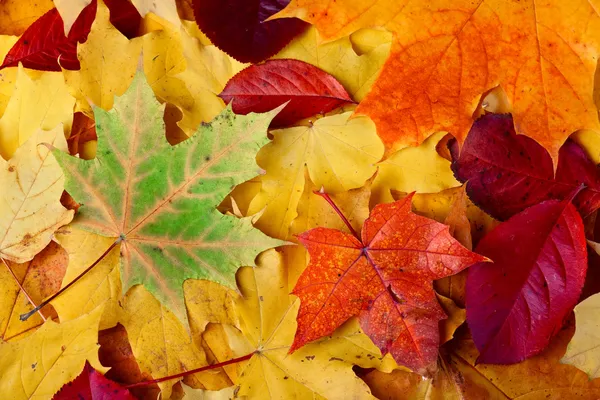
top-left (291, 194), bottom-right (486, 375)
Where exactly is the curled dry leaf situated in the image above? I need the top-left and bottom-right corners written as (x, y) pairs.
top-left (467, 199), bottom-right (587, 364)
top-left (0, 127), bottom-right (73, 263)
top-left (219, 59), bottom-right (355, 127)
top-left (192, 0), bottom-right (308, 63)
top-left (277, 0), bottom-right (600, 162)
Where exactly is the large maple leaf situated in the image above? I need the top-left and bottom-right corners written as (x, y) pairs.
top-left (292, 194), bottom-right (485, 375)
top-left (53, 71), bottom-right (284, 322)
top-left (277, 0), bottom-right (600, 161)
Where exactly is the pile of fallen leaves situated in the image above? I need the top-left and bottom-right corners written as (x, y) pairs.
top-left (2, 0), bottom-right (600, 399)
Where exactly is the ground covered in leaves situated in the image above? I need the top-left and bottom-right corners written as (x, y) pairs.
top-left (2, 0), bottom-right (600, 399)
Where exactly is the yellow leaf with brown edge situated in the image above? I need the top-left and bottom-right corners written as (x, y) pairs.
top-left (273, 26), bottom-right (391, 102)
top-left (0, 126), bottom-right (74, 263)
top-left (0, 241), bottom-right (67, 342)
top-left (0, 0), bottom-right (54, 36)
top-left (277, 0), bottom-right (600, 163)
top-left (119, 285), bottom-right (231, 399)
top-left (0, 65), bottom-right (74, 160)
top-left (64, 0), bottom-right (142, 115)
top-left (51, 226), bottom-right (122, 330)
top-left (142, 15), bottom-right (244, 137)
top-left (187, 249), bottom-right (395, 400)
top-left (371, 131), bottom-right (460, 206)
top-left (0, 304), bottom-right (106, 400)
top-left (247, 112), bottom-right (383, 241)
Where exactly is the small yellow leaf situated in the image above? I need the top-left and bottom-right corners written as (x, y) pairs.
top-left (248, 112), bottom-right (383, 240)
top-left (371, 131), bottom-right (460, 206)
top-left (64, 1), bottom-right (142, 114)
top-left (0, 127), bottom-right (74, 263)
top-left (0, 304), bottom-right (106, 400)
top-left (0, 65), bottom-right (74, 160)
top-left (52, 227), bottom-right (122, 330)
top-left (120, 285), bottom-right (231, 399)
top-left (273, 26), bottom-right (391, 101)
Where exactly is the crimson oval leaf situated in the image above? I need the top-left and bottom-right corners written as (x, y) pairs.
top-left (52, 361), bottom-right (135, 400)
top-left (0, 0), bottom-right (97, 71)
top-left (192, 0), bottom-right (308, 63)
top-left (466, 199), bottom-right (587, 364)
top-left (220, 59), bottom-right (355, 127)
top-left (450, 113), bottom-right (600, 220)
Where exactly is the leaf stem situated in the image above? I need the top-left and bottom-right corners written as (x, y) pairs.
top-left (19, 237), bottom-right (122, 321)
top-left (313, 189), bottom-right (360, 240)
top-left (124, 352), bottom-right (255, 388)
top-left (1, 258), bottom-right (46, 321)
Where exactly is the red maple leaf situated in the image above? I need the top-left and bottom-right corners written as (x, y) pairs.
top-left (291, 193), bottom-right (486, 375)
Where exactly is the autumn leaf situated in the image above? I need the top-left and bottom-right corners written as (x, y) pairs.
top-left (0, 0), bottom-right (54, 36)
top-left (467, 199), bottom-right (587, 364)
top-left (131, 0), bottom-right (181, 28)
top-left (188, 249), bottom-right (389, 399)
top-left (219, 59), bottom-right (355, 127)
top-left (245, 111), bottom-right (383, 240)
top-left (273, 26), bottom-right (391, 102)
top-left (53, 71), bottom-right (283, 322)
top-left (293, 194), bottom-right (485, 375)
top-left (0, 304), bottom-right (106, 400)
top-left (0, 127), bottom-right (73, 262)
top-left (0, 241), bottom-right (67, 341)
top-left (0, 0), bottom-right (96, 71)
top-left (0, 65), bottom-right (75, 160)
top-left (562, 292), bottom-right (600, 378)
top-left (451, 113), bottom-right (600, 220)
top-left (192, 0), bottom-right (308, 63)
top-left (277, 0), bottom-right (600, 162)
top-left (52, 361), bottom-right (135, 400)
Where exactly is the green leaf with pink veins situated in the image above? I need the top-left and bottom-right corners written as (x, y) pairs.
top-left (53, 71), bottom-right (285, 322)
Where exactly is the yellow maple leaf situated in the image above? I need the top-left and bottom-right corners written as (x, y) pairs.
top-left (0, 304), bottom-right (106, 400)
top-left (0, 65), bottom-right (74, 160)
top-left (0, 241), bottom-right (67, 342)
top-left (51, 226), bottom-right (122, 330)
top-left (273, 26), bottom-right (391, 102)
top-left (277, 0), bottom-right (600, 162)
top-left (119, 284), bottom-right (232, 399)
top-left (0, 127), bottom-right (74, 263)
top-left (63, 0), bottom-right (142, 115)
top-left (186, 249), bottom-right (394, 399)
top-left (247, 111), bottom-right (383, 240)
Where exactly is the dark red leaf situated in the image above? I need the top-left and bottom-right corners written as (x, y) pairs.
top-left (52, 361), bottom-right (135, 400)
top-left (192, 0), bottom-right (308, 63)
top-left (450, 113), bottom-right (600, 220)
top-left (466, 199), bottom-right (587, 364)
top-left (220, 59), bottom-right (355, 127)
top-left (0, 0), bottom-right (97, 71)
top-left (104, 0), bottom-right (142, 39)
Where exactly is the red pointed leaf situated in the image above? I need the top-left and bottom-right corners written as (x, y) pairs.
top-left (0, 0), bottom-right (97, 71)
top-left (450, 113), bottom-right (600, 220)
top-left (192, 0), bottom-right (308, 63)
top-left (466, 199), bottom-right (587, 364)
top-left (220, 59), bottom-right (355, 127)
top-left (292, 195), bottom-right (485, 375)
top-left (52, 361), bottom-right (135, 400)
top-left (104, 0), bottom-right (142, 39)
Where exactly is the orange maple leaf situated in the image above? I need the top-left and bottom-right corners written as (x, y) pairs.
top-left (277, 0), bottom-right (600, 162)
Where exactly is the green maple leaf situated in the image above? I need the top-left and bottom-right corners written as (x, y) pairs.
top-left (53, 71), bottom-right (284, 321)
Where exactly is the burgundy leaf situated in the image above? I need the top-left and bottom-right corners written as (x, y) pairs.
top-left (450, 113), bottom-right (600, 220)
top-left (0, 0), bottom-right (97, 71)
top-left (104, 0), bottom-right (142, 39)
top-left (466, 199), bottom-right (587, 364)
top-left (52, 361), bottom-right (135, 400)
top-left (192, 0), bottom-right (308, 63)
top-left (220, 59), bottom-right (355, 127)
